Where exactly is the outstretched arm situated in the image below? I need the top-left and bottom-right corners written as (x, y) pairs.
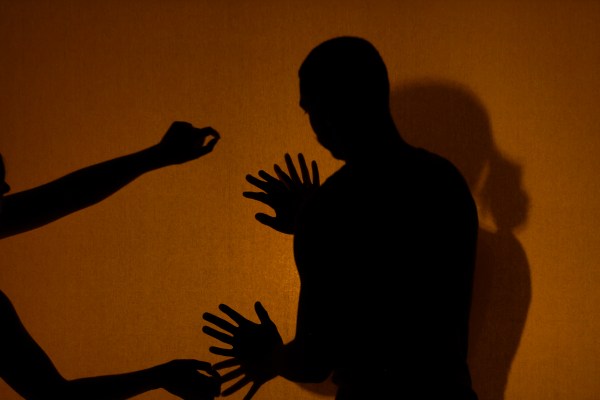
top-left (0, 121), bottom-right (219, 239)
top-left (64, 359), bottom-right (220, 400)
top-left (0, 291), bottom-right (220, 400)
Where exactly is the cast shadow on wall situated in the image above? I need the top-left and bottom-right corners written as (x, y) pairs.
top-left (390, 81), bottom-right (532, 400)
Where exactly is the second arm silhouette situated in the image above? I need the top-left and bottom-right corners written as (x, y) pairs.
top-left (0, 121), bottom-right (221, 399)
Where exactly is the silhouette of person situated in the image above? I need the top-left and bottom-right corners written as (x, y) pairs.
top-left (0, 121), bottom-right (221, 399)
top-left (202, 36), bottom-right (479, 399)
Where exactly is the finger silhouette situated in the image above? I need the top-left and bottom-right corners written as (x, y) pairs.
top-left (203, 312), bottom-right (237, 333)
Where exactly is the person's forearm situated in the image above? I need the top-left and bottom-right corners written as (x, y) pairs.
top-left (0, 290), bottom-right (162, 400)
top-left (275, 340), bottom-right (332, 383)
top-left (275, 290), bottom-right (334, 383)
top-left (0, 145), bottom-right (167, 238)
top-left (61, 366), bottom-right (162, 400)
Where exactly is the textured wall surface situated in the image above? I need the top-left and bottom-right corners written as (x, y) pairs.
top-left (1, 1), bottom-right (598, 399)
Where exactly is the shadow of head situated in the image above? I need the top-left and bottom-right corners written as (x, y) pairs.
top-left (391, 81), bottom-right (529, 232)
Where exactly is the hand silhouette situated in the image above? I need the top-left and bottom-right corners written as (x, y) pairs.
top-left (156, 121), bottom-right (220, 165)
top-left (153, 359), bottom-right (221, 400)
top-left (243, 153), bottom-right (319, 234)
top-left (202, 302), bottom-right (283, 399)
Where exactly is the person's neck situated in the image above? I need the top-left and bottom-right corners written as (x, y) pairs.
top-left (344, 116), bottom-right (411, 164)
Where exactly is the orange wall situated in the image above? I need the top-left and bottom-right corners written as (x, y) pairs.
top-left (1, 1), bottom-right (598, 399)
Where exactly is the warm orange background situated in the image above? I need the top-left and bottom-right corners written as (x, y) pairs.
top-left (1, 1), bottom-right (598, 399)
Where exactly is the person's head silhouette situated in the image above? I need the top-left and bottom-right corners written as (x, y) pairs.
top-left (298, 36), bottom-right (398, 161)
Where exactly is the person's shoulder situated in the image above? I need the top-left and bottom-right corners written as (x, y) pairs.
top-left (413, 147), bottom-right (461, 176)
top-left (413, 147), bottom-right (473, 195)
top-left (0, 289), bottom-right (16, 316)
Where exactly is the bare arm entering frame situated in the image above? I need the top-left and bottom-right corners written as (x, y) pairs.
top-left (0, 120), bottom-right (221, 399)
top-left (0, 291), bottom-right (220, 400)
top-left (0, 121), bottom-right (219, 239)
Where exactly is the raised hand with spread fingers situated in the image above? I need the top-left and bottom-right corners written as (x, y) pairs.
top-left (202, 302), bottom-right (283, 400)
top-left (243, 153), bottom-right (319, 234)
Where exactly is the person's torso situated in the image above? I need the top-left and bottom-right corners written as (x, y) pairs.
top-left (293, 147), bottom-right (479, 390)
